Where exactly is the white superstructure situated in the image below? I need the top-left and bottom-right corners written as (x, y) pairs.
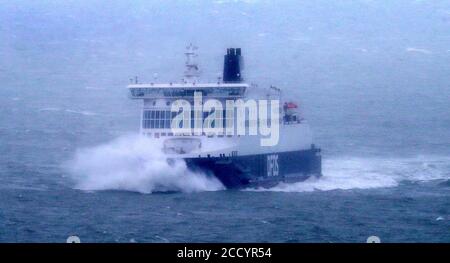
top-left (127, 45), bottom-right (314, 158)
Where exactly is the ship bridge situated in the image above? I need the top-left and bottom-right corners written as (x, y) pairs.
top-left (128, 82), bottom-right (248, 99)
top-left (128, 44), bottom-right (248, 99)
top-left (128, 45), bottom-right (250, 138)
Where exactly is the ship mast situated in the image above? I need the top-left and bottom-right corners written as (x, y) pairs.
top-left (183, 43), bottom-right (200, 83)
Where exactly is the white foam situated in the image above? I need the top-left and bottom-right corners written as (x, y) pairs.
top-left (250, 155), bottom-right (450, 193)
top-left (65, 109), bottom-right (97, 116)
top-left (65, 135), bottom-right (224, 193)
top-left (241, 11), bottom-right (252, 18)
top-left (39, 107), bottom-right (97, 116)
top-left (406, 47), bottom-right (432, 54)
top-left (39, 107), bottom-right (61, 112)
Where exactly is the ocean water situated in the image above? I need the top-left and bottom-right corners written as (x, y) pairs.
top-left (1, 0), bottom-right (450, 243)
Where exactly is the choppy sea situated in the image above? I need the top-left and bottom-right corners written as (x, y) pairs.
top-left (0, 81), bottom-right (449, 243)
top-left (1, 0), bottom-right (450, 243)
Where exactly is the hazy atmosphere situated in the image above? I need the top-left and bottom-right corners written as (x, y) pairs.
top-left (0, 0), bottom-right (449, 242)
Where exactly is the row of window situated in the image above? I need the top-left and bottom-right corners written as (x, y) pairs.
top-left (142, 110), bottom-right (277, 130)
top-left (131, 87), bottom-right (244, 98)
top-left (143, 119), bottom-right (172, 129)
top-left (143, 109), bottom-right (279, 120)
top-left (143, 110), bottom-right (177, 120)
top-left (143, 110), bottom-right (231, 120)
top-left (143, 132), bottom-right (238, 138)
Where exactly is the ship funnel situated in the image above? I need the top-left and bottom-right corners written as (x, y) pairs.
top-left (223, 48), bottom-right (243, 83)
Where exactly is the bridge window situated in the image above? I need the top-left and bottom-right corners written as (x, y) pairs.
top-left (143, 110), bottom-right (173, 129)
top-left (143, 109), bottom-right (235, 130)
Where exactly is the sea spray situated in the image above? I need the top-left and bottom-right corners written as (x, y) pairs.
top-left (249, 155), bottom-right (450, 192)
top-left (65, 134), bottom-right (224, 193)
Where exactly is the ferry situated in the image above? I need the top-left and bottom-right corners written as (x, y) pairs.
top-left (127, 45), bottom-right (322, 189)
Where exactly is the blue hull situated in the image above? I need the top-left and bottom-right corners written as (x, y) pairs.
top-left (184, 147), bottom-right (322, 189)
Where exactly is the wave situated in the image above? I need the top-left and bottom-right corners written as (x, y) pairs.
top-left (64, 135), bottom-right (224, 194)
top-left (39, 108), bottom-right (97, 116)
top-left (65, 134), bottom-right (449, 194)
top-left (406, 47), bottom-right (432, 54)
top-left (65, 109), bottom-right (97, 116)
top-left (39, 107), bottom-right (61, 112)
top-left (250, 155), bottom-right (450, 192)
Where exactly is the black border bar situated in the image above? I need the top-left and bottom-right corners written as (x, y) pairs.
top-left (0, 243), bottom-right (448, 261)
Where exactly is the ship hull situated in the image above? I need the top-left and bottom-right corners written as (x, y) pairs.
top-left (184, 148), bottom-right (322, 189)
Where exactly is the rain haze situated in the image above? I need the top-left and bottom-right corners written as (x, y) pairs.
top-left (0, 0), bottom-right (449, 242)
